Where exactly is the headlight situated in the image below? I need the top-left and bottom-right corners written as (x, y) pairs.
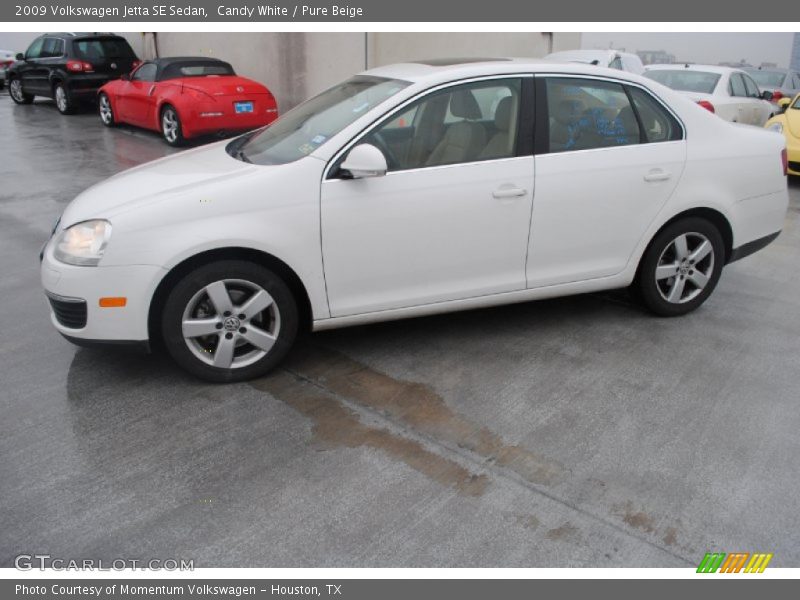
top-left (767, 122), bottom-right (783, 134)
top-left (53, 220), bottom-right (112, 266)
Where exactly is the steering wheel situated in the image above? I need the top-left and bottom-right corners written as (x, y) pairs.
top-left (369, 132), bottom-right (401, 171)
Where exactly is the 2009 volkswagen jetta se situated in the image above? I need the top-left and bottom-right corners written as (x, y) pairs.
top-left (40, 58), bottom-right (789, 382)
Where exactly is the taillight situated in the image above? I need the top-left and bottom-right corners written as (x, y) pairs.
top-left (782, 148), bottom-right (788, 177)
top-left (697, 100), bottom-right (715, 114)
top-left (66, 60), bottom-right (93, 73)
top-left (772, 91), bottom-right (783, 101)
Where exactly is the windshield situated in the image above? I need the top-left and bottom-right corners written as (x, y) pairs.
top-left (745, 70), bottom-right (785, 88)
top-left (793, 96), bottom-right (800, 109)
top-left (73, 38), bottom-right (135, 60)
top-left (235, 75), bottom-right (410, 165)
top-left (645, 70), bottom-right (721, 94)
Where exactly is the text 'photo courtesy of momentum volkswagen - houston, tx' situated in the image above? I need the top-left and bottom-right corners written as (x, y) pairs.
top-left (39, 58), bottom-right (789, 382)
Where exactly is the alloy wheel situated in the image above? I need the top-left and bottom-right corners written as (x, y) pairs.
top-left (99, 95), bottom-right (113, 124)
top-left (181, 279), bottom-right (281, 369)
top-left (55, 85), bottom-right (67, 112)
top-left (655, 232), bottom-right (715, 304)
top-left (162, 109), bottom-right (178, 143)
top-left (9, 79), bottom-right (24, 102)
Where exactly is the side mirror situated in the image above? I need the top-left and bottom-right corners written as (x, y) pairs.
top-left (340, 144), bottom-right (387, 179)
top-left (761, 90), bottom-right (773, 101)
top-left (15, 53), bottom-right (24, 61)
top-left (777, 97), bottom-right (792, 111)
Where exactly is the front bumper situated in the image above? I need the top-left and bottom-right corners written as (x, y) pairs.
top-left (41, 240), bottom-right (165, 343)
top-left (787, 142), bottom-right (800, 176)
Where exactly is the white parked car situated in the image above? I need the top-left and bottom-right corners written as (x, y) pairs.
top-left (545, 49), bottom-right (645, 74)
top-left (40, 59), bottom-right (789, 382)
top-left (644, 64), bottom-right (775, 126)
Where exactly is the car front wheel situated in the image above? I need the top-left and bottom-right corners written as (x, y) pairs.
top-left (636, 217), bottom-right (725, 317)
top-left (161, 260), bottom-right (298, 382)
top-left (161, 105), bottom-right (184, 146)
top-left (8, 78), bottom-right (34, 104)
top-left (98, 93), bottom-right (115, 126)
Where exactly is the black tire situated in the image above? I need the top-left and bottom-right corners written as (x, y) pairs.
top-left (54, 82), bottom-right (74, 114)
top-left (161, 260), bottom-right (298, 383)
top-left (635, 217), bottom-right (725, 317)
top-left (161, 105), bottom-right (185, 146)
top-left (8, 77), bottom-right (34, 104)
top-left (98, 93), bottom-right (115, 127)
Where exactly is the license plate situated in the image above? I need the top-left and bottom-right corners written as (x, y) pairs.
top-left (234, 101), bottom-right (254, 114)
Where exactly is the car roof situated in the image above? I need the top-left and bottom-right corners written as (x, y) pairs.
top-left (645, 64), bottom-right (742, 75)
top-left (42, 32), bottom-right (123, 39)
top-left (362, 57), bottom-right (647, 86)
top-left (742, 66), bottom-right (789, 74)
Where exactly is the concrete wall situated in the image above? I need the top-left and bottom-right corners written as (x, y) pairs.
top-left (120, 32), bottom-right (581, 112)
top-left (367, 32), bottom-right (581, 66)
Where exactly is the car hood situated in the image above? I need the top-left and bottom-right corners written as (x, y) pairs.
top-left (60, 141), bottom-right (258, 226)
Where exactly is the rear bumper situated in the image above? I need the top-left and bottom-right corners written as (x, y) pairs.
top-left (182, 109), bottom-right (277, 139)
top-left (728, 231), bottom-right (781, 263)
top-left (729, 188), bottom-right (789, 251)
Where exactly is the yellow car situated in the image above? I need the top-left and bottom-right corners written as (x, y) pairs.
top-left (765, 94), bottom-right (800, 176)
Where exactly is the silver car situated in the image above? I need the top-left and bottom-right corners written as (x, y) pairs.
top-left (743, 67), bottom-right (800, 111)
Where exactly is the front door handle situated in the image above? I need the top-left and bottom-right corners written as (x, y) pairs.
top-left (492, 187), bottom-right (527, 199)
top-left (643, 169), bottom-right (672, 183)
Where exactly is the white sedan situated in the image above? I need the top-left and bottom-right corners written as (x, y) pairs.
top-left (40, 59), bottom-right (789, 382)
top-left (644, 64), bottom-right (775, 126)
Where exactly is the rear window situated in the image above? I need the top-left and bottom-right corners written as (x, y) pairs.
top-left (745, 70), bottom-right (785, 88)
top-left (162, 62), bottom-right (235, 80)
top-left (73, 38), bottom-right (135, 60)
top-left (645, 70), bottom-right (721, 94)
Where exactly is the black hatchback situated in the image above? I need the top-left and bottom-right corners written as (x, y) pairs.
top-left (7, 33), bottom-right (139, 114)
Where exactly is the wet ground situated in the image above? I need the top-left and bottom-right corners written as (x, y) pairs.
top-left (1, 92), bottom-right (799, 567)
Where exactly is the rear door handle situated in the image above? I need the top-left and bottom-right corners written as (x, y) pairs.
top-left (643, 169), bottom-right (672, 183)
top-left (492, 187), bottom-right (527, 199)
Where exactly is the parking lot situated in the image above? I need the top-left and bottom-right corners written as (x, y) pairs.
top-left (1, 90), bottom-right (799, 568)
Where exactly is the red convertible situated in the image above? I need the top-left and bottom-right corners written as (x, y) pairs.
top-left (97, 57), bottom-right (279, 145)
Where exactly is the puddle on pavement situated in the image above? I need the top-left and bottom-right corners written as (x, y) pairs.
top-left (250, 343), bottom-right (563, 495)
top-left (251, 369), bottom-right (489, 496)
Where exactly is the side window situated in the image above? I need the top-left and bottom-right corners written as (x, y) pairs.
top-left (742, 75), bottom-right (761, 98)
top-left (131, 63), bottom-right (157, 82)
top-left (360, 78), bottom-right (523, 172)
top-left (609, 57), bottom-right (623, 70)
top-left (41, 38), bottom-right (63, 58)
top-left (546, 78), bottom-right (640, 153)
top-left (627, 86), bottom-right (682, 143)
top-left (729, 74), bottom-right (747, 97)
top-left (25, 38), bottom-right (44, 59)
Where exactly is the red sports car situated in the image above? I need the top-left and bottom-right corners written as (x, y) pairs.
top-left (97, 57), bottom-right (279, 146)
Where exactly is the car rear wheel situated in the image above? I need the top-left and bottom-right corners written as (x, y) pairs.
top-left (98, 93), bottom-right (115, 126)
top-left (636, 217), bottom-right (725, 317)
top-left (54, 82), bottom-right (74, 115)
top-left (161, 260), bottom-right (298, 382)
top-left (161, 105), bottom-right (185, 146)
top-left (8, 78), bottom-right (33, 104)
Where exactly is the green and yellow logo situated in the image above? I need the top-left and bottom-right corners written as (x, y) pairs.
top-left (697, 552), bottom-right (773, 573)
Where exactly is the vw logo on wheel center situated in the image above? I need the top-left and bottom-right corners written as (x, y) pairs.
top-left (223, 317), bottom-right (240, 332)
